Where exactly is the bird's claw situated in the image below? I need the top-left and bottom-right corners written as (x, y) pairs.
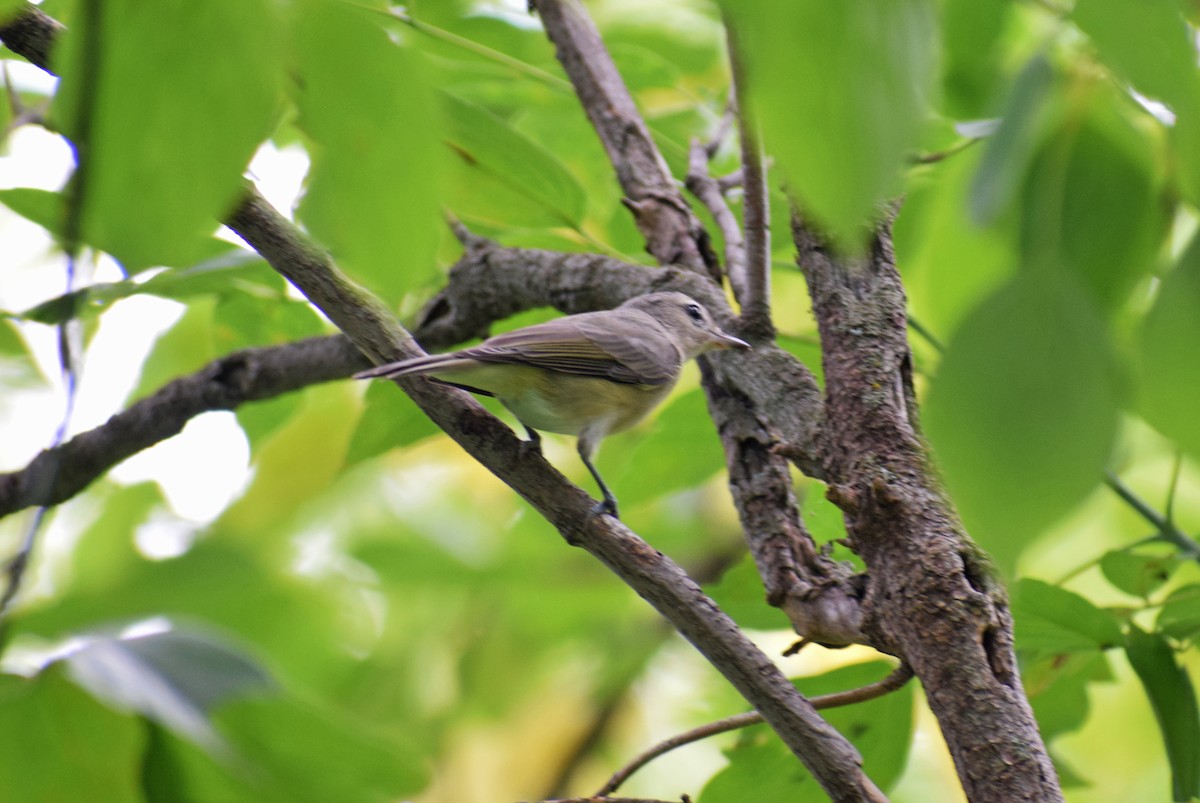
top-left (592, 497), bottom-right (620, 519)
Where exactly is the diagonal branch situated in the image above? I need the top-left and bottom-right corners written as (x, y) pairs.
top-left (532, 0), bottom-right (719, 280)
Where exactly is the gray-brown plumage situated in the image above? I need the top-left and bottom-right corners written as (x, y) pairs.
top-left (355, 291), bottom-right (750, 517)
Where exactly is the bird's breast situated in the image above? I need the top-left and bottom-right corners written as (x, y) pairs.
top-left (501, 372), bottom-right (672, 437)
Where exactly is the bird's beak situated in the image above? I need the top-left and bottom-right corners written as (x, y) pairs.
top-left (714, 332), bottom-right (752, 351)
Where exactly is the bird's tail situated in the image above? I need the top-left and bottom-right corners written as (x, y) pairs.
top-left (353, 353), bottom-right (475, 380)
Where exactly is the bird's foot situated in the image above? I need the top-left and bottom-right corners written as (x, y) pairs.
top-left (592, 497), bottom-right (620, 519)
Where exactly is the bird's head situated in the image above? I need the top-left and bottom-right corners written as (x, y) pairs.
top-left (624, 292), bottom-right (751, 359)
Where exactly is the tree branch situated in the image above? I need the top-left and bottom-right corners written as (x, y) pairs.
top-left (0, 335), bottom-right (367, 519)
top-left (685, 134), bottom-right (745, 299)
top-left (531, 0), bottom-right (719, 281)
top-left (597, 663), bottom-right (913, 796)
top-left (796, 213), bottom-right (1063, 802)
top-left (725, 19), bottom-right (771, 335)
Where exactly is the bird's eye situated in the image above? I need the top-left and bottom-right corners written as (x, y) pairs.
top-left (685, 303), bottom-right (704, 323)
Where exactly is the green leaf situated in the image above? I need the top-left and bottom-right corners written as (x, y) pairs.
top-left (345, 378), bottom-right (441, 466)
top-left (62, 627), bottom-right (275, 752)
top-left (723, 0), bottom-right (938, 247)
top-left (701, 661), bottom-right (913, 801)
top-left (0, 188), bottom-right (66, 239)
top-left (1019, 92), bottom-right (1167, 309)
top-left (215, 697), bottom-right (427, 803)
top-left (895, 147), bottom-right (1013, 339)
top-left (0, 670), bottom-right (144, 803)
top-left (1100, 550), bottom-right (1179, 599)
top-left (1138, 235), bottom-right (1200, 459)
top-left (127, 297), bottom-right (217, 404)
top-left (1011, 579), bottom-right (1123, 654)
top-left (940, 0), bottom-right (1012, 118)
top-left (1125, 625), bottom-right (1200, 801)
top-left (1024, 651), bottom-right (1112, 743)
top-left (292, 0), bottom-right (444, 304)
top-left (704, 554), bottom-right (790, 632)
top-left (1158, 584), bottom-right (1200, 641)
top-left (601, 386), bottom-right (727, 509)
top-left (970, 53), bottom-right (1058, 225)
top-left (442, 92), bottom-right (586, 228)
top-left (924, 275), bottom-right (1120, 567)
top-left (16, 249), bottom-right (280, 326)
top-left (51, 0), bottom-right (285, 270)
top-left (1072, 0), bottom-right (1200, 111)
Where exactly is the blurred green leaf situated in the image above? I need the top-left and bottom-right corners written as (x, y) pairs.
top-left (442, 92), bottom-right (586, 229)
top-left (218, 383), bottom-right (358, 538)
top-left (1125, 625), bottom-right (1200, 801)
top-left (345, 378), bottom-right (441, 466)
top-left (1019, 89), bottom-right (1167, 309)
top-left (1100, 550), bottom-right (1178, 599)
top-left (1024, 651), bottom-right (1112, 744)
top-left (1072, 0), bottom-right (1200, 111)
top-left (62, 627), bottom-right (275, 751)
top-left (970, 53), bottom-right (1058, 225)
top-left (18, 250), bottom-right (280, 325)
top-left (724, 0), bottom-right (938, 247)
top-left (940, 0), bottom-right (1012, 118)
top-left (701, 661), bottom-right (913, 801)
top-left (924, 275), bottom-right (1120, 567)
top-left (51, 0), bottom-right (284, 269)
top-left (1159, 584), bottom-right (1200, 641)
top-left (127, 297), bottom-right (216, 403)
top-left (704, 554), bottom-right (790, 632)
top-left (1138, 236), bottom-right (1200, 459)
top-left (895, 147), bottom-right (1012, 339)
top-left (1012, 579), bottom-right (1123, 653)
top-left (0, 188), bottom-right (66, 239)
top-left (292, 0), bottom-right (443, 304)
top-left (0, 669), bottom-right (143, 803)
top-left (216, 696), bottom-right (427, 802)
top-left (602, 386), bottom-right (726, 509)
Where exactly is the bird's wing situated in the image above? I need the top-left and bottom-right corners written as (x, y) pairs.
top-left (466, 311), bottom-right (681, 386)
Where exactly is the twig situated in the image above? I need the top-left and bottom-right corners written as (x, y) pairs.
top-left (0, 0), bottom-right (101, 627)
top-left (1104, 469), bottom-right (1200, 559)
top-left (685, 135), bottom-right (745, 295)
top-left (725, 18), bottom-right (771, 335)
top-left (596, 663), bottom-right (914, 796)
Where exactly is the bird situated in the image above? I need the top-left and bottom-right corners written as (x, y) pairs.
top-left (354, 291), bottom-right (751, 518)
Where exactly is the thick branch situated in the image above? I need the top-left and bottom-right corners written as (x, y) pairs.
top-left (0, 336), bottom-right (367, 519)
top-left (797, 215), bottom-right (1063, 802)
top-left (532, 0), bottom-right (719, 280)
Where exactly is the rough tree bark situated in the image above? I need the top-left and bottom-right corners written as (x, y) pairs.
top-left (0, 2), bottom-right (1064, 801)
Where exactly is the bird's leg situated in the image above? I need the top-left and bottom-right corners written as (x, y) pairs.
top-left (519, 424), bottom-right (543, 457)
top-left (577, 441), bottom-right (619, 519)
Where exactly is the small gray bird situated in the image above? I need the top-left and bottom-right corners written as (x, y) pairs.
top-left (354, 291), bottom-right (750, 517)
